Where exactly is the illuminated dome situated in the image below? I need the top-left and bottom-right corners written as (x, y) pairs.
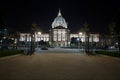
top-left (52, 9), bottom-right (67, 28)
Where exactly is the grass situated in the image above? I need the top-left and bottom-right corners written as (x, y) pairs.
top-left (95, 51), bottom-right (120, 58)
top-left (0, 50), bottom-right (24, 57)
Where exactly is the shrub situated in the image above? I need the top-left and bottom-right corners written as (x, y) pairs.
top-left (0, 50), bottom-right (24, 57)
top-left (96, 51), bottom-right (120, 58)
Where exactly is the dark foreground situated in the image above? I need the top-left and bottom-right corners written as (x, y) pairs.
top-left (0, 48), bottom-right (120, 80)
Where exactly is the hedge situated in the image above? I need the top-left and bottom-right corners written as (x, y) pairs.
top-left (0, 50), bottom-right (24, 57)
top-left (95, 51), bottom-right (120, 58)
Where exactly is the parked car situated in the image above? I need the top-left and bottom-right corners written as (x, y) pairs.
top-left (41, 46), bottom-right (48, 50)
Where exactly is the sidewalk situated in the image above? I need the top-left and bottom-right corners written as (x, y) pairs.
top-left (0, 53), bottom-right (120, 80)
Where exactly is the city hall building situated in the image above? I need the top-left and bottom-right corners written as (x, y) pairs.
top-left (19, 10), bottom-right (99, 47)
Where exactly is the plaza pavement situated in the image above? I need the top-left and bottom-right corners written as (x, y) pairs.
top-left (0, 48), bottom-right (120, 80)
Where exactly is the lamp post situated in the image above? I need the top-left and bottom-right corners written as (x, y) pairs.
top-left (84, 23), bottom-right (90, 54)
top-left (37, 31), bottom-right (41, 48)
top-left (30, 31), bottom-right (34, 54)
top-left (38, 32), bottom-right (41, 35)
top-left (30, 23), bottom-right (36, 54)
top-left (79, 32), bottom-right (83, 51)
top-left (77, 37), bottom-right (81, 52)
top-left (79, 32), bottom-right (82, 36)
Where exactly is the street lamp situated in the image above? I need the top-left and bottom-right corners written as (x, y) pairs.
top-left (79, 32), bottom-right (83, 51)
top-left (29, 24), bottom-right (36, 55)
top-left (79, 32), bottom-right (82, 36)
top-left (38, 32), bottom-right (41, 35)
top-left (37, 31), bottom-right (41, 47)
top-left (79, 32), bottom-right (83, 42)
top-left (77, 37), bottom-right (80, 52)
top-left (30, 31), bottom-right (35, 54)
top-left (84, 22), bottom-right (90, 54)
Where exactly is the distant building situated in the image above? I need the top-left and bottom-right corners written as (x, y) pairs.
top-left (19, 9), bottom-right (99, 47)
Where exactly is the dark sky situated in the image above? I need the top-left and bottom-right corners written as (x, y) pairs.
top-left (0, 0), bottom-right (120, 34)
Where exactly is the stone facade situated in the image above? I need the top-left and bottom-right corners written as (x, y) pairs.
top-left (19, 10), bottom-right (99, 47)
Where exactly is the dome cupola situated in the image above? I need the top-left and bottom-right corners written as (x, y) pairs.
top-left (52, 9), bottom-right (67, 28)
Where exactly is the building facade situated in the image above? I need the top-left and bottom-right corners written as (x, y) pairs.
top-left (49, 10), bottom-right (70, 47)
top-left (19, 10), bottom-right (99, 47)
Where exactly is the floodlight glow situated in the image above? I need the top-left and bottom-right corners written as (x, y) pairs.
top-left (38, 32), bottom-right (41, 35)
top-left (79, 32), bottom-right (82, 35)
top-left (77, 38), bottom-right (80, 41)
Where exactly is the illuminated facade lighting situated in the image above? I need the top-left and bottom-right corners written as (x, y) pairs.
top-left (19, 9), bottom-right (99, 47)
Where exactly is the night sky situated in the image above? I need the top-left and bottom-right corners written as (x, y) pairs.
top-left (0, 0), bottom-right (120, 34)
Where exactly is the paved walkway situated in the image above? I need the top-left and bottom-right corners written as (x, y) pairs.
top-left (0, 48), bottom-right (120, 80)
